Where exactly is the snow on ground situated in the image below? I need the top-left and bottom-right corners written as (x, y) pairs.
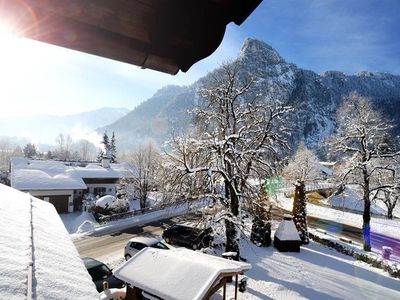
top-left (276, 194), bottom-right (400, 240)
top-left (212, 240), bottom-right (400, 300)
top-left (102, 236), bottom-right (400, 300)
top-left (129, 199), bottom-right (141, 211)
top-left (327, 186), bottom-right (386, 215)
top-left (60, 211), bottom-right (98, 234)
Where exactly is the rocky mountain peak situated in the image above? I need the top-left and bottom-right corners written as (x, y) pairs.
top-left (239, 38), bottom-right (285, 65)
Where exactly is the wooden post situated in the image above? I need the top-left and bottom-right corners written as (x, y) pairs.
top-left (234, 274), bottom-right (238, 300)
top-left (223, 283), bottom-right (226, 300)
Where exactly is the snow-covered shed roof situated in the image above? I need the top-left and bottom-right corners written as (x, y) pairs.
top-left (0, 184), bottom-right (99, 299)
top-left (113, 248), bottom-right (251, 300)
top-left (274, 214), bottom-right (301, 241)
top-left (10, 157), bottom-right (136, 191)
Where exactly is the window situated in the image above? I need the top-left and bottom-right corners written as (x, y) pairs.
top-left (152, 242), bottom-right (169, 250)
top-left (93, 187), bottom-right (106, 196)
top-left (130, 242), bottom-right (146, 251)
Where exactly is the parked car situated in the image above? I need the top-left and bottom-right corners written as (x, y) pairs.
top-left (82, 257), bottom-right (124, 292)
top-left (124, 236), bottom-right (169, 260)
top-left (162, 224), bottom-right (213, 250)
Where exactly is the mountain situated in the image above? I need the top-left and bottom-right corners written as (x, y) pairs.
top-left (102, 39), bottom-right (400, 154)
top-left (0, 107), bottom-right (130, 146)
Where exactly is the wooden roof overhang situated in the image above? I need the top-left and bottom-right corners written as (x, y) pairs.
top-left (0, 0), bottom-right (262, 74)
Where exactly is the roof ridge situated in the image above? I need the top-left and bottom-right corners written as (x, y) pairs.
top-left (27, 194), bottom-right (34, 300)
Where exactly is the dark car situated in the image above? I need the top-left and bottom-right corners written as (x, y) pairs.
top-left (83, 257), bottom-right (125, 292)
top-left (162, 224), bottom-right (213, 250)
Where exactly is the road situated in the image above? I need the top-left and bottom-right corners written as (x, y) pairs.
top-left (74, 215), bottom-right (198, 263)
top-left (74, 207), bottom-right (400, 264)
top-left (272, 207), bottom-right (400, 260)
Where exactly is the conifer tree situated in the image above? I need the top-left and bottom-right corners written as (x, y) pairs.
top-left (292, 180), bottom-right (309, 244)
top-left (101, 131), bottom-right (110, 153)
top-left (110, 132), bottom-right (117, 163)
top-left (250, 187), bottom-right (272, 246)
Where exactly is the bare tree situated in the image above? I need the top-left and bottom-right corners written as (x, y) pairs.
top-left (0, 139), bottom-right (21, 171)
top-left (55, 133), bottom-right (73, 161)
top-left (329, 92), bottom-right (399, 251)
top-left (123, 142), bottom-right (160, 209)
top-left (371, 158), bottom-right (400, 219)
top-left (76, 139), bottom-right (97, 161)
top-left (165, 63), bottom-right (292, 259)
top-left (283, 142), bottom-right (320, 244)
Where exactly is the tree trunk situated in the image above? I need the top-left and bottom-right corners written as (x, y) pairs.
top-left (362, 169), bottom-right (371, 251)
top-left (225, 180), bottom-right (240, 260)
top-left (387, 205), bottom-right (393, 220)
top-left (384, 191), bottom-right (394, 219)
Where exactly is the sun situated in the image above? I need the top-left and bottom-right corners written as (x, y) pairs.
top-left (0, 19), bottom-right (44, 83)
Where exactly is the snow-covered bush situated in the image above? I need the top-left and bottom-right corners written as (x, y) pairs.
top-left (91, 195), bottom-right (129, 215)
top-left (82, 193), bottom-right (97, 212)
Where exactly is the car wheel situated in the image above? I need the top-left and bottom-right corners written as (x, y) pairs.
top-left (125, 254), bottom-right (131, 261)
top-left (191, 243), bottom-right (198, 250)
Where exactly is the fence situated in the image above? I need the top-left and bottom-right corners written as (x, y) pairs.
top-left (96, 200), bottom-right (202, 225)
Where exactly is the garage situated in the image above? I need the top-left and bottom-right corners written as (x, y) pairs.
top-left (47, 195), bottom-right (70, 214)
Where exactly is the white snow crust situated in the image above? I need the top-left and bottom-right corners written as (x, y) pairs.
top-left (113, 247), bottom-right (251, 300)
top-left (10, 157), bottom-right (136, 190)
top-left (274, 218), bottom-right (301, 241)
top-left (0, 184), bottom-right (99, 299)
top-left (96, 195), bottom-right (117, 208)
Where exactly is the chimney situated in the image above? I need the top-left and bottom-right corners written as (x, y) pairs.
top-left (101, 149), bottom-right (111, 168)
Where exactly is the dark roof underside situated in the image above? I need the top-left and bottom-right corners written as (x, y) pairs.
top-left (1, 0), bottom-right (262, 74)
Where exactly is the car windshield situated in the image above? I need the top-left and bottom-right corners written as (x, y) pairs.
top-left (88, 264), bottom-right (112, 281)
top-left (151, 242), bottom-right (169, 250)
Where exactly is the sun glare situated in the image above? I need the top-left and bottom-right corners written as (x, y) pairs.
top-left (0, 20), bottom-right (36, 117)
top-left (0, 20), bottom-right (20, 75)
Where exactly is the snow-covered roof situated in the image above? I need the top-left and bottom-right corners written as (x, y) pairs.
top-left (113, 248), bottom-right (251, 300)
top-left (0, 183), bottom-right (99, 299)
top-left (318, 162), bottom-right (334, 176)
top-left (10, 157), bottom-right (136, 190)
top-left (274, 215), bottom-right (301, 241)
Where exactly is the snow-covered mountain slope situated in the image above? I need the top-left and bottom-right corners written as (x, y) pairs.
top-left (103, 38), bottom-right (400, 152)
top-left (0, 107), bottom-right (129, 145)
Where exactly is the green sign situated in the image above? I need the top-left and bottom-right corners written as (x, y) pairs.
top-left (263, 176), bottom-right (283, 196)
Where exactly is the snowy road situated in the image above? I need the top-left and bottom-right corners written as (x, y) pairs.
top-left (73, 215), bottom-right (197, 264)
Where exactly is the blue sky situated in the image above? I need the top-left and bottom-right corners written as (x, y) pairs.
top-left (0, 0), bottom-right (399, 117)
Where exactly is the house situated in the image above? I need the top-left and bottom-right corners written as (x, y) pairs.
top-left (113, 247), bottom-right (251, 300)
top-left (10, 157), bottom-right (137, 213)
top-left (0, 183), bottom-right (99, 299)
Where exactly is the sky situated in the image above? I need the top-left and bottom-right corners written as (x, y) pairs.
top-left (0, 0), bottom-right (399, 118)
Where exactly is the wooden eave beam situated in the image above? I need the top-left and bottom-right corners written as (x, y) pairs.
top-left (0, 0), bottom-right (263, 74)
